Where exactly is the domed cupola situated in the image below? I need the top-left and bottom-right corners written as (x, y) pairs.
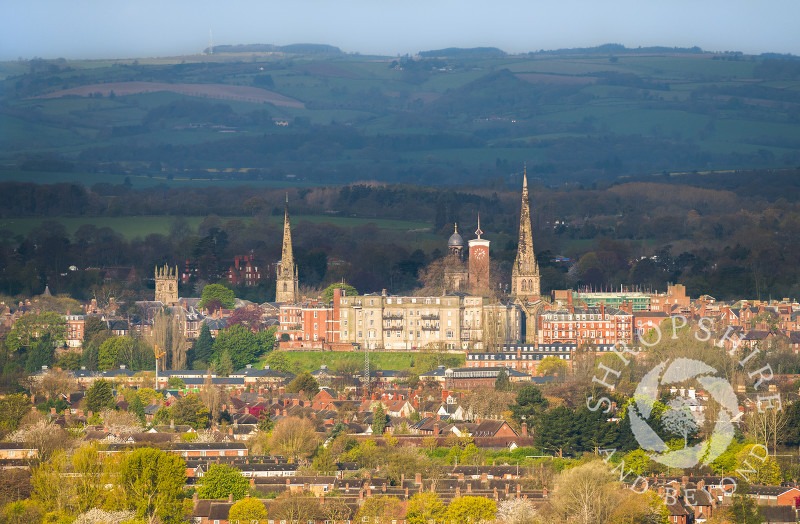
top-left (447, 223), bottom-right (465, 259)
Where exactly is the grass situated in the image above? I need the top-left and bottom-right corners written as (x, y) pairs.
top-left (259, 350), bottom-right (465, 375)
top-left (0, 214), bottom-right (431, 240)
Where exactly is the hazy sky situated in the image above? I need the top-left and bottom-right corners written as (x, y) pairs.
top-left (3, 0), bottom-right (799, 60)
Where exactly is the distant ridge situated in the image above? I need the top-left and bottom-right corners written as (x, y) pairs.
top-left (418, 47), bottom-right (506, 58)
top-left (204, 43), bottom-right (342, 55)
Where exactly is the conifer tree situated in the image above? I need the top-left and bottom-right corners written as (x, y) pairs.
top-left (193, 323), bottom-right (214, 366)
top-left (372, 404), bottom-right (386, 436)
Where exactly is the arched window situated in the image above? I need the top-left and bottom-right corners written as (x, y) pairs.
top-left (521, 280), bottom-right (527, 292)
top-left (283, 283), bottom-right (287, 292)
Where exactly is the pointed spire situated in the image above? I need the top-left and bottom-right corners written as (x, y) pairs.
top-left (474, 213), bottom-right (482, 239)
top-left (512, 164), bottom-right (540, 297)
top-left (276, 194), bottom-right (298, 303)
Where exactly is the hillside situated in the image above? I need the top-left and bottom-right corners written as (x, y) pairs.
top-left (2, 45), bottom-right (800, 186)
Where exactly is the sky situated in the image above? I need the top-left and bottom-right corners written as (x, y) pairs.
top-left (2, 0), bottom-right (800, 61)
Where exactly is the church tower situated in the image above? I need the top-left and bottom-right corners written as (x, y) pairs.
top-left (275, 196), bottom-right (299, 303)
top-left (155, 264), bottom-right (179, 305)
top-left (511, 168), bottom-right (541, 298)
top-left (468, 214), bottom-right (491, 291)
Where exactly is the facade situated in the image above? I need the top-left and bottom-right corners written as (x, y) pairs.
top-left (444, 224), bottom-right (469, 293)
top-left (227, 254), bottom-right (262, 287)
top-left (155, 265), bottom-right (179, 306)
top-left (65, 314), bottom-right (85, 348)
top-left (468, 217), bottom-right (491, 291)
top-left (510, 169), bottom-right (541, 300)
top-left (539, 305), bottom-right (633, 346)
top-left (337, 293), bottom-right (522, 350)
top-left (275, 199), bottom-right (299, 304)
top-left (276, 289), bottom-right (342, 348)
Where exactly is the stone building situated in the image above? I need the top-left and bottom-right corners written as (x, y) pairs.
top-left (510, 168), bottom-right (541, 300)
top-left (275, 197), bottom-right (299, 304)
top-left (155, 264), bottom-right (179, 306)
top-left (336, 292), bottom-right (521, 350)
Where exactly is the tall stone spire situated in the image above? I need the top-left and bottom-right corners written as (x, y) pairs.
top-left (511, 167), bottom-right (540, 298)
top-left (275, 194), bottom-right (299, 303)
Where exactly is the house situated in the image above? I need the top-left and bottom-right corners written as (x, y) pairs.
top-left (0, 443), bottom-right (37, 460)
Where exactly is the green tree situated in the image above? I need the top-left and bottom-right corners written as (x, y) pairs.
top-left (311, 448), bottom-right (337, 474)
top-left (212, 324), bottom-right (257, 370)
top-left (322, 282), bottom-right (358, 303)
top-left (726, 484), bottom-right (763, 524)
top-left (197, 464), bottom-right (249, 500)
top-left (168, 377), bottom-right (185, 389)
top-left (372, 403), bottom-right (386, 435)
top-left (192, 323), bottom-right (214, 365)
top-left (85, 379), bottom-right (114, 413)
top-left (119, 448), bottom-right (186, 524)
top-left (72, 442), bottom-right (107, 513)
top-left (510, 384), bottom-right (549, 424)
top-left (170, 394), bottom-right (210, 429)
top-left (355, 495), bottom-right (405, 523)
top-left (6, 313), bottom-right (66, 354)
top-left (24, 334), bottom-right (54, 373)
top-left (735, 445), bottom-right (781, 485)
top-left (269, 417), bottom-right (319, 460)
top-left (198, 284), bottom-right (235, 310)
top-left (265, 351), bottom-right (291, 372)
top-left (129, 394), bottom-right (145, 424)
top-left (405, 492), bottom-right (445, 524)
top-left (255, 326), bottom-right (277, 355)
top-left (286, 372), bottom-right (319, 398)
top-left (445, 496), bottom-right (497, 523)
top-left (538, 356), bottom-right (569, 378)
top-left (494, 368), bottom-right (511, 391)
top-left (0, 394), bottom-right (32, 437)
top-left (228, 498), bottom-right (268, 522)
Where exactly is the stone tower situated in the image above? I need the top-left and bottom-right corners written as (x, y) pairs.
top-left (468, 214), bottom-right (490, 291)
top-left (511, 168), bottom-right (541, 298)
top-left (275, 196), bottom-right (299, 303)
top-left (444, 223), bottom-right (468, 292)
top-left (155, 264), bottom-right (179, 305)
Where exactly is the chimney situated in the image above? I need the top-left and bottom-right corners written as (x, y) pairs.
top-left (467, 483), bottom-right (472, 493)
top-left (50, 407), bottom-right (56, 415)
top-left (415, 473), bottom-right (422, 485)
top-left (227, 493), bottom-right (233, 503)
top-left (433, 423), bottom-right (439, 435)
top-left (359, 490), bottom-right (364, 501)
top-left (543, 486), bottom-right (548, 497)
top-left (382, 483), bottom-right (386, 493)
top-left (456, 486), bottom-right (461, 497)
top-left (521, 422), bottom-right (528, 437)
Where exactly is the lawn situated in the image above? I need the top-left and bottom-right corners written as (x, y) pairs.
top-left (259, 349), bottom-right (465, 375)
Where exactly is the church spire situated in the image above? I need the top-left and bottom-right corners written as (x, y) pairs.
top-left (275, 195), bottom-right (298, 303)
top-left (511, 165), bottom-right (540, 298)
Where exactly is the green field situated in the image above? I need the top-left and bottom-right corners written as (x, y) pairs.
top-left (259, 350), bottom-right (465, 375)
top-left (0, 214), bottom-right (432, 240)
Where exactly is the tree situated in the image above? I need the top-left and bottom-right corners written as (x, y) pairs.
top-left (197, 464), bottom-right (249, 500)
top-left (725, 484), bottom-right (763, 524)
top-left (355, 495), bottom-right (405, 523)
top-left (25, 334), bottom-right (54, 373)
top-left (286, 372), bottom-right (319, 398)
top-left (510, 384), bottom-right (549, 424)
top-left (607, 490), bottom-right (669, 524)
top-left (71, 443), bottom-right (108, 513)
top-left (735, 445), bottom-right (781, 485)
top-left (372, 403), bottom-right (387, 435)
top-left (199, 284), bottom-right (235, 310)
top-left (405, 492), bottom-right (445, 524)
top-left (538, 356), bottom-right (569, 378)
top-left (9, 418), bottom-right (68, 462)
top-left (446, 496), bottom-right (497, 523)
top-left (661, 397), bottom-right (698, 448)
top-left (496, 499), bottom-right (540, 524)
top-left (265, 351), bottom-right (291, 372)
top-left (269, 417), bottom-right (319, 460)
top-left (228, 498), bottom-right (268, 522)
top-left (148, 309), bottom-right (190, 370)
top-left (495, 368), bottom-right (511, 391)
top-left (0, 395), bottom-right (33, 438)
top-left (167, 377), bottom-right (185, 389)
top-left (212, 324), bottom-right (258, 370)
top-left (311, 448), bottom-right (337, 474)
top-left (32, 369), bottom-right (76, 400)
top-left (547, 461), bottom-right (619, 524)
top-left (192, 323), bottom-right (214, 366)
top-left (322, 282), bottom-right (358, 303)
top-left (85, 379), bottom-right (114, 413)
top-left (6, 313), bottom-right (66, 354)
top-left (267, 491), bottom-right (320, 523)
top-left (118, 448), bottom-right (186, 524)
top-left (226, 305), bottom-right (265, 332)
top-left (170, 394), bottom-right (210, 429)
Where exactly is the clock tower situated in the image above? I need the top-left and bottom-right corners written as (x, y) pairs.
top-left (468, 214), bottom-right (490, 292)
